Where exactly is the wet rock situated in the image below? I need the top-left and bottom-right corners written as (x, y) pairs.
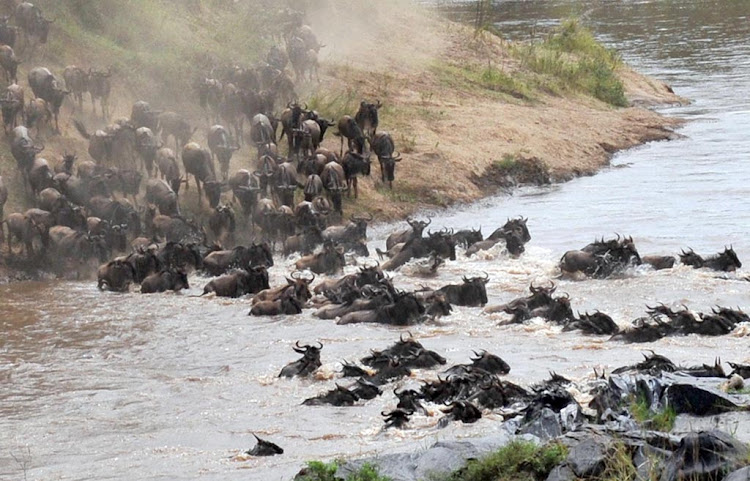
top-left (664, 383), bottom-right (740, 415)
top-left (659, 431), bottom-right (748, 481)
top-left (518, 407), bottom-right (562, 441)
top-left (546, 464), bottom-right (575, 481)
top-left (725, 466), bottom-right (750, 481)
top-left (566, 436), bottom-right (611, 478)
top-left (673, 411), bottom-right (750, 444)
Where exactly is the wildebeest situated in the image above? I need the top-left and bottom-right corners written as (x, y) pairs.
top-left (679, 247), bottom-right (741, 272)
top-left (274, 160), bottom-right (300, 207)
top-left (337, 291), bottom-right (426, 325)
top-left (322, 213), bottom-right (372, 244)
top-left (0, 45), bottom-right (20, 83)
top-left (88, 67), bottom-right (112, 118)
top-left (249, 288), bottom-right (303, 316)
top-left (135, 127), bottom-right (160, 177)
top-left (0, 175), bottom-right (7, 222)
top-left (560, 235), bottom-right (641, 279)
top-left (63, 65), bottom-right (88, 110)
top-left (278, 341), bottom-right (323, 378)
top-left (197, 77), bottom-right (222, 124)
top-left (0, 82), bottom-right (24, 133)
top-left (10, 125), bottom-right (44, 184)
top-left (435, 273), bottom-right (490, 307)
top-left (371, 132), bottom-right (401, 188)
top-left (295, 240), bottom-right (346, 275)
top-left (355, 100), bottom-right (381, 141)
top-left (24, 97), bottom-right (51, 138)
top-left (0, 15), bottom-right (17, 48)
top-left (47, 225), bottom-right (108, 265)
top-left (202, 266), bottom-right (269, 298)
top-left (27, 157), bottom-right (55, 194)
top-left (207, 124), bottom-right (239, 181)
top-left (341, 150), bottom-right (371, 198)
top-left (278, 102), bottom-right (309, 158)
top-left (249, 113), bottom-right (276, 147)
top-left (334, 115), bottom-right (366, 157)
top-left (28, 67), bottom-right (68, 132)
top-left (207, 204), bottom-right (235, 245)
top-left (320, 161), bottom-right (346, 215)
top-left (159, 111), bottom-right (195, 150)
top-left (146, 178), bottom-right (180, 216)
top-left (246, 434), bottom-right (283, 457)
top-left (302, 384), bottom-right (359, 407)
top-left (131, 100), bottom-right (160, 131)
top-left (182, 142), bottom-right (221, 207)
top-left (140, 268), bottom-right (189, 294)
top-left (202, 243), bottom-right (273, 276)
top-left (382, 230), bottom-right (457, 271)
top-left (155, 147), bottom-right (181, 189)
top-left (16, 2), bottom-right (53, 46)
top-left (97, 258), bottom-right (136, 292)
top-left (642, 255), bottom-right (676, 270)
top-left (386, 217), bottom-right (431, 250)
top-left (4, 212), bottom-right (46, 256)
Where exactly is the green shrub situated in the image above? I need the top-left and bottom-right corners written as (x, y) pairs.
top-left (449, 440), bottom-right (567, 481)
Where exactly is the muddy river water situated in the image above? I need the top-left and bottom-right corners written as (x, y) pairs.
top-left (2, 1), bottom-right (750, 480)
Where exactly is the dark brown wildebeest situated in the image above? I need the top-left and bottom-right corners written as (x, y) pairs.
top-left (0, 44), bottom-right (20, 84)
top-left (207, 204), bottom-right (235, 246)
top-left (249, 113), bottom-right (276, 147)
top-left (435, 273), bottom-right (490, 307)
top-left (642, 255), bottom-right (676, 270)
top-left (146, 178), bottom-right (180, 216)
top-left (0, 82), bottom-right (24, 133)
top-left (63, 65), bottom-right (88, 110)
top-left (371, 132), bottom-right (401, 189)
top-left (679, 247), bottom-right (741, 272)
top-left (0, 15), bottom-right (17, 49)
top-left (322, 213), bottom-right (372, 244)
top-left (274, 160), bottom-right (299, 207)
top-left (131, 100), bottom-right (160, 131)
top-left (97, 258), bottom-right (136, 292)
top-left (155, 147), bottom-right (181, 191)
top-left (249, 288), bottom-right (303, 316)
top-left (386, 217), bottom-right (431, 250)
top-left (278, 102), bottom-right (308, 157)
top-left (320, 161), bottom-right (346, 216)
top-left (0, 175), bottom-right (7, 223)
top-left (340, 150), bottom-right (371, 198)
top-left (135, 127), bottom-right (160, 177)
top-left (303, 174), bottom-right (323, 202)
top-left (295, 240), bottom-right (346, 275)
top-left (4, 212), bottom-right (44, 256)
top-left (88, 67), bottom-right (112, 119)
top-left (24, 97), bottom-right (51, 138)
top-left (207, 124), bottom-right (239, 181)
top-left (278, 341), bottom-right (322, 378)
top-left (140, 268), bottom-right (189, 294)
top-left (354, 100), bottom-right (381, 141)
top-left (336, 291), bottom-right (426, 326)
top-left (218, 82), bottom-right (244, 145)
top-left (251, 271), bottom-right (314, 306)
top-left (159, 111), bottom-right (195, 151)
top-left (47, 225), bottom-right (109, 264)
top-left (28, 67), bottom-right (68, 132)
top-left (182, 142), bottom-right (221, 207)
top-left (16, 2), bottom-right (53, 47)
top-left (382, 230), bottom-right (457, 271)
top-left (202, 266), bottom-right (269, 298)
top-left (334, 115), bottom-right (366, 157)
top-left (197, 77), bottom-right (223, 124)
top-left (10, 125), bottom-right (44, 186)
top-left (27, 157), bottom-right (55, 194)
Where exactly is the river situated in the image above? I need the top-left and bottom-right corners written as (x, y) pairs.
top-left (2, 1), bottom-right (750, 480)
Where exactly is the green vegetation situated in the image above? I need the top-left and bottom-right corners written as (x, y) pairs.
top-left (444, 440), bottom-right (567, 481)
top-left (629, 395), bottom-right (676, 432)
top-left (431, 61), bottom-right (534, 102)
top-left (597, 441), bottom-right (640, 481)
top-left (511, 19), bottom-right (627, 107)
top-left (297, 460), bottom-right (390, 481)
top-left (493, 153), bottom-right (518, 171)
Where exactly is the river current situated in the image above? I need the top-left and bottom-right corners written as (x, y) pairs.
top-left (2, 1), bottom-right (750, 480)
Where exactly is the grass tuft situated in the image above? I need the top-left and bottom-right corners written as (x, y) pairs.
top-left (446, 440), bottom-right (567, 481)
top-left (629, 395), bottom-right (676, 432)
top-left (297, 460), bottom-right (390, 481)
top-left (511, 19), bottom-right (627, 107)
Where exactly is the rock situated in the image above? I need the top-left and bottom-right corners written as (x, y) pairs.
top-left (659, 431), bottom-right (748, 481)
top-left (518, 407), bottom-right (562, 441)
top-left (546, 464), bottom-right (575, 481)
top-left (664, 383), bottom-right (740, 415)
top-left (633, 444), bottom-right (670, 481)
top-left (566, 436), bottom-right (610, 478)
top-left (673, 411), bottom-right (750, 444)
top-left (725, 466), bottom-right (750, 481)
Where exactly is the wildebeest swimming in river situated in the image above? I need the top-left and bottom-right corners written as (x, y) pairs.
top-left (278, 341), bottom-right (322, 378)
top-left (679, 246), bottom-right (741, 272)
top-left (560, 235), bottom-right (641, 279)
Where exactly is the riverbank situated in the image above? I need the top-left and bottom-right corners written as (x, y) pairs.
top-left (300, 2), bottom-right (686, 219)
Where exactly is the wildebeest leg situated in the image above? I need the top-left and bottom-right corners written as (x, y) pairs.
top-left (379, 159), bottom-right (385, 183)
top-left (353, 177), bottom-right (358, 199)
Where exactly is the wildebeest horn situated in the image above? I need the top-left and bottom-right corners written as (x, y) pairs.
top-left (290, 270), bottom-right (302, 279)
top-left (315, 341), bottom-right (323, 349)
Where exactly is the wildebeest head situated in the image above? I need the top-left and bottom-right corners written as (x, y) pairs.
top-left (470, 350), bottom-right (510, 375)
top-left (355, 100), bottom-right (381, 139)
top-left (286, 270), bottom-right (314, 303)
top-left (427, 229), bottom-right (457, 261)
top-left (249, 241), bottom-right (274, 267)
top-left (246, 434), bottom-right (283, 456)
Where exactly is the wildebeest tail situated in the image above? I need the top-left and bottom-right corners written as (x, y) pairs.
top-left (72, 119), bottom-right (91, 139)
